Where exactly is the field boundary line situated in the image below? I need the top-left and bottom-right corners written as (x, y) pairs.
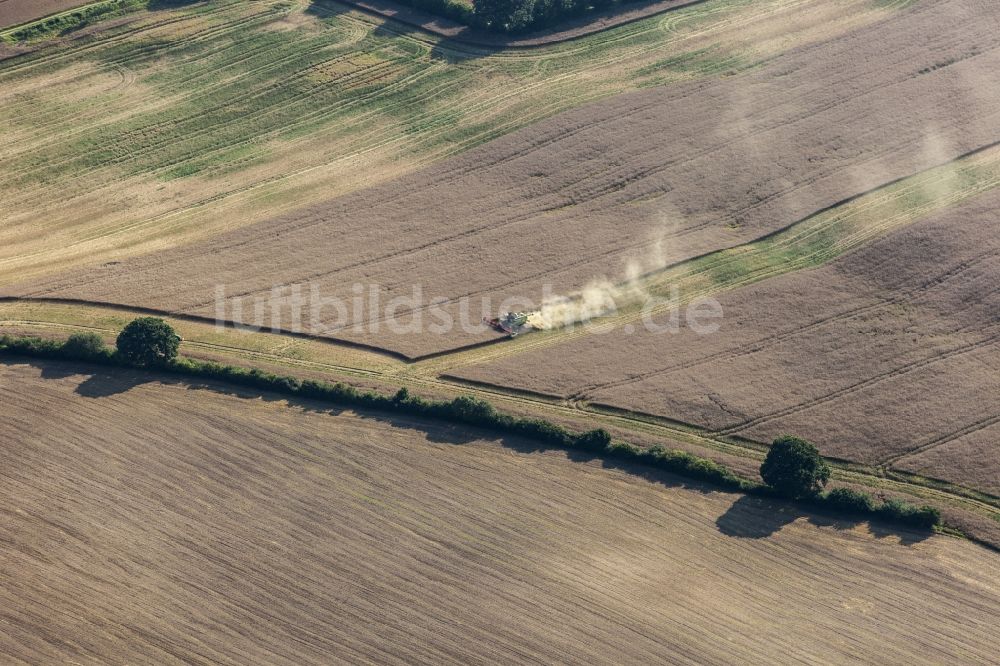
top-left (0, 296), bottom-right (417, 361)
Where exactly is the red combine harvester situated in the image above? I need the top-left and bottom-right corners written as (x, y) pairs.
top-left (483, 311), bottom-right (533, 337)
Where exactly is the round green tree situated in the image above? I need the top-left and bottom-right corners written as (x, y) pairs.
top-left (116, 317), bottom-right (180, 367)
top-left (760, 435), bottom-right (831, 498)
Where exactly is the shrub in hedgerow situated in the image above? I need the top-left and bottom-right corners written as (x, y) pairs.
top-left (824, 487), bottom-right (876, 513)
top-left (878, 498), bottom-right (942, 528)
top-left (62, 332), bottom-right (110, 361)
top-left (576, 428), bottom-right (612, 452)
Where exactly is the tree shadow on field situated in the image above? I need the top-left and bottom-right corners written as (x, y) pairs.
top-left (3, 357), bottom-right (150, 398)
top-left (866, 518), bottom-right (933, 547)
top-left (6, 357), bottom-right (306, 402)
top-left (36, 362), bottom-right (79, 381)
top-left (716, 493), bottom-right (934, 546)
top-left (75, 368), bottom-right (152, 398)
top-left (716, 495), bottom-right (800, 538)
top-left (446, 430), bottom-right (727, 496)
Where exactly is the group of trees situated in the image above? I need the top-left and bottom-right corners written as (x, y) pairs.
top-left (58, 317), bottom-right (180, 368)
top-left (759, 435), bottom-right (940, 529)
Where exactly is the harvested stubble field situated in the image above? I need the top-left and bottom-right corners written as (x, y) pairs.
top-left (0, 0), bottom-right (91, 29)
top-left (453, 185), bottom-right (1000, 495)
top-left (2, 359), bottom-right (1000, 664)
top-left (0, 0), bottom-right (888, 289)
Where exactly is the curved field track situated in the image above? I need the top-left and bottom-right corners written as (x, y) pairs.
top-left (12, 0), bottom-right (1000, 358)
top-left (2, 359), bottom-right (999, 664)
top-left (452, 184), bottom-right (1000, 496)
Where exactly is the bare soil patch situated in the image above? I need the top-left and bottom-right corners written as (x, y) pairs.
top-left (0, 0), bottom-right (91, 29)
top-left (2, 359), bottom-right (999, 664)
top-left (454, 187), bottom-right (1000, 495)
top-left (15, 0), bottom-right (1000, 358)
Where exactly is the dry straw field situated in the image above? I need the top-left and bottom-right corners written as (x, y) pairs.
top-left (2, 360), bottom-right (999, 664)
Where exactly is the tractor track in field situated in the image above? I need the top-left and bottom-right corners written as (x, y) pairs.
top-left (0, 15), bottom-right (359, 160)
top-left (570, 247), bottom-right (1000, 398)
top-left (715, 326), bottom-right (1000, 436)
top-left (884, 413), bottom-right (1000, 467)
top-left (0, 53), bottom-right (462, 265)
top-left (2, 0), bottom-right (847, 225)
top-left (0, 0), bottom-right (243, 75)
top-left (2, 26), bottom-right (399, 192)
top-left (0, 7), bottom-right (297, 179)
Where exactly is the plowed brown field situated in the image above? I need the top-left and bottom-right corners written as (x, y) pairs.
top-left (2, 359), bottom-right (999, 664)
top-left (452, 185), bottom-right (1000, 495)
top-left (13, 0), bottom-right (1000, 358)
